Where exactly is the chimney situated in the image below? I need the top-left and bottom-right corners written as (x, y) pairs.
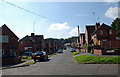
top-left (31, 33), bottom-right (35, 37)
top-left (95, 22), bottom-right (100, 30)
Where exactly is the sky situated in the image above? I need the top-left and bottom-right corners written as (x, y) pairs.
top-left (0, 0), bottom-right (119, 39)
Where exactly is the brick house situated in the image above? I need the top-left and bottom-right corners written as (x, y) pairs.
top-left (45, 38), bottom-right (61, 54)
top-left (92, 22), bottom-right (116, 45)
top-left (18, 33), bottom-right (45, 55)
top-left (85, 25), bottom-right (95, 45)
top-left (0, 24), bottom-right (21, 65)
top-left (79, 33), bottom-right (85, 46)
top-left (71, 37), bottom-right (79, 48)
top-left (91, 23), bottom-right (120, 55)
top-left (57, 39), bottom-right (64, 49)
top-left (0, 24), bottom-right (19, 56)
top-left (44, 39), bottom-right (52, 54)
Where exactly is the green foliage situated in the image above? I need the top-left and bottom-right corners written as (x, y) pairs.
top-left (63, 36), bottom-right (78, 45)
top-left (82, 44), bottom-right (93, 49)
top-left (72, 52), bottom-right (80, 55)
top-left (48, 52), bottom-right (58, 58)
top-left (74, 55), bottom-right (120, 64)
top-left (111, 18), bottom-right (120, 37)
top-left (94, 43), bottom-right (97, 46)
top-left (21, 56), bottom-right (32, 61)
top-left (26, 61), bottom-right (35, 65)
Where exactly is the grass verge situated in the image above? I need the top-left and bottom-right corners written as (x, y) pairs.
top-left (72, 52), bottom-right (80, 55)
top-left (21, 56), bottom-right (32, 61)
top-left (74, 55), bottom-right (120, 64)
top-left (26, 61), bottom-right (35, 65)
top-left (48, 52), bottom-right (58, 58)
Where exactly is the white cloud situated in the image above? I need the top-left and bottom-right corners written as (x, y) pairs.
top-left (103, 0), bottom-right (117, 2)
top-left (105, 7), bottom-right (118, 19)
top-left (14, 30), bottom-right (31, 39)
top-left (14, 31), bottom-right (25, 39)
top-left (57, 34), bottom-right (62, 37)
top-left (49, 22), bottom-right (70, 30)
top-left (69, 27), bottom-right (78, 36)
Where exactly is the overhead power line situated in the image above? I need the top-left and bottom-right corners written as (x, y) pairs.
top-left (1, 0), bottom-right (62, 23)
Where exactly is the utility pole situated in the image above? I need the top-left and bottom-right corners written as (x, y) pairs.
top-left (92, 12), bottom-right (95, 23)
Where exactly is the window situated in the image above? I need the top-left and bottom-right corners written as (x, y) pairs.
top-left (0, 35), bottom-right (9, 43)
top-left (100, 30), bottom-right (103, 35)
top-left (0, 49), bottom-right (4, 57)
top-left (86, 34), bottom-right (87, 39)
top-left (21, 41), bottom-right (23, 45)
top-left (109, 30), bottom-right (112, 34)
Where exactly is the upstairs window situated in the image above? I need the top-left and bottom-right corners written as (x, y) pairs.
top-left (100, 30), bottom-right (103, 35)
top-left (0, 35), bottom-right (9, 43)
top-left (21, 41), bottom-right (23, 45)
top-left (0, 49), bottom-right (5, 57)
top-left (109, 30), bottom-right (112, 34)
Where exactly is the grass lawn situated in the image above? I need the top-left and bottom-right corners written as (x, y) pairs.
top-left (72, 52), bottom-right (80, 55)
top-left (21, 56), bottom-right (32, 61)
top-left (74, 55), bottom-right (120, 64)
top-left (26, 61), bottom-right (35, 65)
top-left (48, 52), bottom-right (58, 58)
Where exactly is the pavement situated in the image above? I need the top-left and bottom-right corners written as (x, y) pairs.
top-left (2, 49), bottom-right (119, 75)
top-left (1, 59), bottom-right (34, 70)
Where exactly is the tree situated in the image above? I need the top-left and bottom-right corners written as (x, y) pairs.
top-left (60, 38), bottom-right (64, 41)
top-left (111, 18), bottom-right (120, 37)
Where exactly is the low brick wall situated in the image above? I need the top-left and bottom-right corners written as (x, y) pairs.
top-left (75, 49), bottom-right (89, 53)
top-left (114, 50), bottom-right (120, 54)
top-left (2, 57), bottom-right (21, 65)
top-left (76, 48), bottom-right (120, 55)
top-left (94, 49), bottom-right (120, 55)
top-left (75, 49), bottom-right (80, 52)
top-left (94, 49), bottom-right (103, 55)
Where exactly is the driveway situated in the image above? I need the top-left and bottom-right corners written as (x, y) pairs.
top-left (2, 49), bottom-right (119, 75)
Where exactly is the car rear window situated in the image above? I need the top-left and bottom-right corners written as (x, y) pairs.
top-left (35, 52), bottom-right (43, 55)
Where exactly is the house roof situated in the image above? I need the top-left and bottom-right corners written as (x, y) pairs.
top-left (0, 24), bottom-right (19, 39)
top-left (19, 35), bottom-right (43, 44)
top-left (92, 23), bottom-right (113, 36)
top-left (86, 25), bottom-right (95, 33)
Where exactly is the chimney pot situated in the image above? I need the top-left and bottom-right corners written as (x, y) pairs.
top-left (95, 22), bottom-right (100, 30)
top-left (31, 33), bottom-right (35, 37)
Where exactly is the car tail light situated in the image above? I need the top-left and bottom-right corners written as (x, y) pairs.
top-left (41, 55), bottom-right (44, 56)
top-left (33, 55), bottom-right (35, 57)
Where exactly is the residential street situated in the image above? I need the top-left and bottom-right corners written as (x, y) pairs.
top-left (2, 49), bottom-right (119, 75)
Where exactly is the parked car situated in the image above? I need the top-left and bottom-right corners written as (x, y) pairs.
top-left (64, 47), bottom-right (66, 50)
top-left (70, 48), bottom-right (75, 52)
top-left (32, 51), bottom-right (48, 62)
top-left (22, 51), bottom-right (34, 56)
top-left (58, 49), bottom-right (63, 53)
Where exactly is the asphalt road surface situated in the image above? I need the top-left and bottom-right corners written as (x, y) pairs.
top-left (2, 49), bottom-right (119, 75)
